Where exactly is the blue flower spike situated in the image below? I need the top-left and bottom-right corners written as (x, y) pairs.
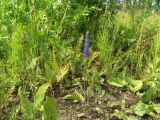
top-left (83, 31), bottom-right (90, 57)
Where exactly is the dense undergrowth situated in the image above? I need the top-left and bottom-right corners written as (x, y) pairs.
top-left (0, 0), bottom-right (160, 120)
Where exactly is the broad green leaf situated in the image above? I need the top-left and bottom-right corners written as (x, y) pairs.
top-left (147, 105), bottom-right (159, 118)
top-left (34, 83), bottom-right (50, 109)
top-left (112, 109), bottom-right (127, 119)
top-left (125, 116), bottom-right (139, 120)
top-left (108, 78), bottom-right (127, 87)
top-left (129, 79), bottom-right (143, 92)
top-left (153, 104), bottom-right (160, 114)
top-left (63, 92), bottom-right (85, 103)
top-left (133, 102), bottom-right (148, 116)
top-left (113, 109), bottom-right (139, 120)
top-left (133, 102), bottom-right (160, 118)
top-left (18, 88), bottom-right (34, 119)
top-left (43, 96), bottom-right (57, 120)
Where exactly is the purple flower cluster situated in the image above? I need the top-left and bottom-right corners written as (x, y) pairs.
top-left (83, 31), bottom-right (90, 57)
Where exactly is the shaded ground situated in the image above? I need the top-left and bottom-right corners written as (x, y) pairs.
top-left (54, 83), bottom-right (142, 120)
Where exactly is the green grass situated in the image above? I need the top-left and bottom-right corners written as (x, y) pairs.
top-left (0, 1), bottom-right (160, 120)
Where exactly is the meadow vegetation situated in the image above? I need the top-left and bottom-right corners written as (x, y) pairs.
top-left (0, 0), bottom-right (160, 119)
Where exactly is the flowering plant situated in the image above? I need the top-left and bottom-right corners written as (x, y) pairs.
top-left (83, 31), bottom-right (90, 57)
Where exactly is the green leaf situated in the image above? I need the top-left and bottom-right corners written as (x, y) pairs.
top-left (133, 102), bottom-right (148, 116)
top-left (43, 96), bottom-right (57, 120)
top-left (153, 104), bottom-right (160, 114)
top-left (105, 113), bottom-right (109, 120)
top-left (125, 116), bottom-right (139, 120)
top-left (34, 83), bottom-right (50, 109)
top-left (142, 87), bottom-right (156, 103)
top-left (133, 102), bottom-right (160, 118)
top-left (27, 58), bottom-right (37, 69)
top-left (113, 109), bottom-right (139, 120)
top-left (56, 65), bottom-right (69, 82)
top-left (120, 100), bottom-right (126, 109)
top-left (95, 107), bottom-right (103, 114)
top-left (63, 92), bottom-right (85, 103)
top-left (18, 88), bottom-right (34, 119)
top-left (108, 78), bottom-right (127, 87)
top-left (44, 63), bottom-right (53, 80)
top-left (106, 101), bottom-right (116, 108)
top-left (129, 79), bottom-right (143, 92)
top-left (112, 109), bottom-right (127, 119)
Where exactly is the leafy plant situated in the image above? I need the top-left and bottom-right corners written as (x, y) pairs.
top-left (132, 101), bottom-right (160, 118)
top-left (63, 92), bottom-right (85, 103)
top-left (19, 88), bottom-right (34, 119)
top-left (97, 16), bottom-right (113, 77)
top-left (19, 83), bottom-right (57, 119)
top-left (33, 83), bottom-right (50, 110)
top-left (43, 96), bottom-right (57, 120)
top-left (108, 78), bottom-right (127, 87)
